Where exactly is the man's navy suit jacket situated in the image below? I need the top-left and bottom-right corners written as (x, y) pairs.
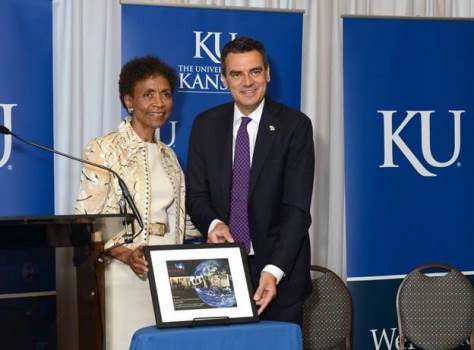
top-left (186, 97), bottom-right (315, 306)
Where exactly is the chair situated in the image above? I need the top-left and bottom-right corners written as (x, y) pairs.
top-left (302, 265), bottom-right (352, 350)
top-left (396, 263), bottom-right (474, 350)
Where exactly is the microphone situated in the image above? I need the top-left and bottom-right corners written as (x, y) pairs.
top-left (0, 125), bottom-right (144, 241)
top-left (0, 125), bottom-right (10, 135)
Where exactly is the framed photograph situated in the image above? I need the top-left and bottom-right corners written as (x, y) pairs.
top-left (144, 243), bottom-right (258, 328)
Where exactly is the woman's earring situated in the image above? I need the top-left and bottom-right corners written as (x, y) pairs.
top-left (128, 107), bottom-right (134, 115)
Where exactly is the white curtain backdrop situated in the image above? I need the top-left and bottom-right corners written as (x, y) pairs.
top-left (53, 0), bottom-right (474, 277)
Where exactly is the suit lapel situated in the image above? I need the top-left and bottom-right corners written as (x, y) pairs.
top-left (249, 99), bottom-right (279, 196)
top-left (216, 105), bottom-right (234, 218)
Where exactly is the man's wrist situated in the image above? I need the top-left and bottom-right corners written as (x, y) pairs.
top-left (262, 264), bottom-right (285, 284)
top-left (208, 219), bottom-right (223, 234)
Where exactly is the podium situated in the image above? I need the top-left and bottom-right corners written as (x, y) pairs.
top-left (0, 214), bottom-right (133, 350)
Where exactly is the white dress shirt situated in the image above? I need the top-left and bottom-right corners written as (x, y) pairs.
top-left (208, 99), bottom-right (284, 284)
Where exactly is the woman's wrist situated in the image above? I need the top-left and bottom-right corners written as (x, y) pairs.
top-left (108, 246), bottom-right (132, 265)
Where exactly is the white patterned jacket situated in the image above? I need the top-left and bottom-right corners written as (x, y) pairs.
top-left (75, 118), bottom-right (200, 249)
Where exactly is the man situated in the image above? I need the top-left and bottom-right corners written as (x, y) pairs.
top-left (186, 37), bottom-right (315, 324)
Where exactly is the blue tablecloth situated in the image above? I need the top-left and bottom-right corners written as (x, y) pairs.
top-left (129, 321), bottom-right (302, 350)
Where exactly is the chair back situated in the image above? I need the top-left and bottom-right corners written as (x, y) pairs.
top-left (397, 263), bottom-right (474, 350)
top-left (302, 265), bottom-right (352, 350)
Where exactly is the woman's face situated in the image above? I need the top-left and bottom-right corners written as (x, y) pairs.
top-left (125, 74), bottom-right (173, 140)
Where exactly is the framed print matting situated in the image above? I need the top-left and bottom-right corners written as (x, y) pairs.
top-left (144, 243), bottom-right (258, 328)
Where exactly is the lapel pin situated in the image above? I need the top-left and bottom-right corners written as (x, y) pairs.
top-left (269, 125), bottom-right (276, 131)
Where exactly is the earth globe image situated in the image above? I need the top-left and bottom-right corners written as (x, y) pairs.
top-left (193, 260), bottom-right (236, 308)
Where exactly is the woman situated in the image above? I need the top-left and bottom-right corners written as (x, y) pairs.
top-left (75, 56), bottom-right (200, 350)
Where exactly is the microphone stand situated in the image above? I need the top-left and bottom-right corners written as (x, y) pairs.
top-left (0, 125), bottom-right (144, 245)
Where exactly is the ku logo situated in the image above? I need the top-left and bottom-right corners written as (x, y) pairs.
top-left (193, 31), bottom-right (238, 64)
top-left (378, 110), bottom-right (463, 177)
top-left (0, 104), bottom-right (16, 168)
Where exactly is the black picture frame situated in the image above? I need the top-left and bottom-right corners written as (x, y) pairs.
top-left (144, 243), bottom-right (258, 328)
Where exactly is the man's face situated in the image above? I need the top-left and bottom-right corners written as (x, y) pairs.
top-left (222, 50), bottom-right (270, 116)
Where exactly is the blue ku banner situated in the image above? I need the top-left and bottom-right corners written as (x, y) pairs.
top-left (122, 4), bottom-right (303, 167)
top-left (0, 0), bottom-right (54, 215)
top-left (0, 1), bottom-right (55, 348)
top-left (343, 17), bottom-right (474, 349)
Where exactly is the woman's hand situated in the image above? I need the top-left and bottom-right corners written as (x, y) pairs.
top-left (125, 246), bottom-right (148, 278)
top-left (109, 245), bottom-right (148, 278)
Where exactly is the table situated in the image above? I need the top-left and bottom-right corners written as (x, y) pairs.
top-left (129, 321), bottom-right (302, 350)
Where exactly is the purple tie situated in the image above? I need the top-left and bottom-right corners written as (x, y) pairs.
top-left (229, 117), bottom-right (251, 253)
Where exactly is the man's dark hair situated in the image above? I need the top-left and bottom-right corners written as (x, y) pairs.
top-left (220, 37), bottom-right (269, 75)
top-left (119, 56), bottom-right (177, 110)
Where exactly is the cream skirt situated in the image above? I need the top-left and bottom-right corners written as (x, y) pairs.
top-left (104, 258), bottom-right (155, 350)
top-left (104, 235), bottom-right (176, 350)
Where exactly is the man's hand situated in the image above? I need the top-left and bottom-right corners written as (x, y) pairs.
top-left (110, 245), bottom-right (148, 278)
top-left (253, 271), bottom-right (277, 315)
top-left (207, 222), bottom-right (234, 243)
